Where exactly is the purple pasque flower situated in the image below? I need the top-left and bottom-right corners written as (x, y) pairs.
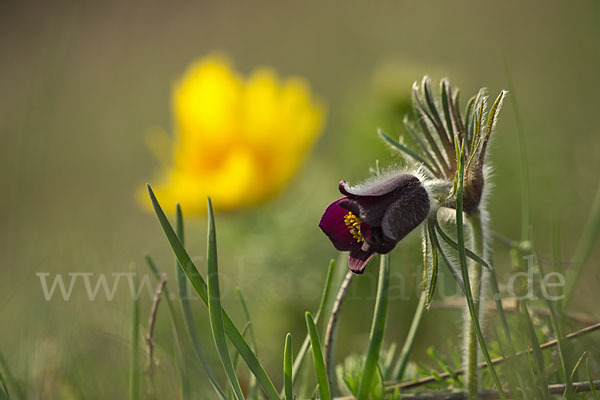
top-left (319, 173), bottom-right (430, 274)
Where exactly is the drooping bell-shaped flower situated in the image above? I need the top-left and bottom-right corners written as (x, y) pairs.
top-left (319, 173), bottom-right (430, 273)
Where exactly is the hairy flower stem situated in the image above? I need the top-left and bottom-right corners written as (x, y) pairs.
top-left (464, 213), bottom-right (487, 399)
top-left (325, 271), bottom-right (355, 387)
top-left (325, 271), bottom-right (355, 393)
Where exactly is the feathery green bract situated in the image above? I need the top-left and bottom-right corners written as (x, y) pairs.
top-left (0, 351), bottom-right (24, 400)
top-left (284, 333), bottom-right (294, 400)
top-left (426, 219), bottom-right (464, 292)
top-left (306, 312), bottom-right (331, 400)
top-left (357, 254), bottom-right (390, 400)
top-left (432, 212), bottom-right (492, 270)
top-left (403, 116), bottom-right (440, 175)
top-left (206, 198), bottom-right (245, 400)
top-left (378, 129), bottom-right (437, 173)
top-left (425, 225), bottom-right (439, 307)
top-left (173, 205), bottom-right (228, 400)
top-left (454, 139), bottom-right (506, 399)
top-left (146, 185), bottom-right (280, 400)
top-left (129, 266), bottom-right (140, 400)
top-left (289, 259), bottom-right (336, 387)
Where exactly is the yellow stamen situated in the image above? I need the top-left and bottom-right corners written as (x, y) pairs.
top-left (344, 212), bottom-right (364, 243)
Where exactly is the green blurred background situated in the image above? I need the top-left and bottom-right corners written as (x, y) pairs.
top-left (1, 1), bottom-right (599, 398)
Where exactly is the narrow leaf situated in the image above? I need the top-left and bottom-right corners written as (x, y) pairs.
top-left (357, 254), bottom-right (390, 400)
top-left (426, 224), bottom-right (439, 307)
top-left (391, 290), bottom-right (427, 381)
top-left (432, 218), bottom-right (493, 270)
top-left (306, 312), bottom-right (331, 400)
top-left (0, 351), bottom-right (24, 400)
top-left (206, 198), bottom-right (245, 400)
top-left (173, 206), bottom-right (228, 399)
top-left (586, 357), bottom-right (600, 399)
top-left (236, 288), bottom-right (258, 398)
top-left (147, 185), bottom-right (280, 400)
top-left (284, 333), bottom-right (294, 400)
top-left (564, 182), bottom-right (600, 306)
top-left (290, 259), bottom-right (336, 387)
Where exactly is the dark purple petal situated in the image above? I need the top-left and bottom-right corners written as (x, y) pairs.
top-left (339, 174), bottom-right (426, 227)
top-left (354, 195), bottom-right (398, 226)
top-left (319, 198), bottom-right (363, 251)
top-left (361, 224), bottom-right (397, 253)
top-left (348, 247), bottom-right (375, 274)
top-left (339, 174), bottom-right (421, 198)
top-left (381, 185), bottom-right (430, 241)
top-left (337, 197), bottom-right (360, 215)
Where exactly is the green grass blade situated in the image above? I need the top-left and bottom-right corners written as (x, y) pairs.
top-left (236, 288), bottom-right (258, 398)
top-left (0, 368), bottom-right (9, 400)
top-left (143, 257), bottom-right (188, 399)
top-left (535, 245), bottom-right (572, 398)
top-left (146, 185), bottom-right (280, 400)
top-left (0, 351), bottom-right (24, 400)
top-left (488, 266), bottom-right (527, 397)
top-left (306, 312), bottom-right (330, 400)
top-left (233, 322), bottom-right (252, 371)
top-left (501, 58), bottom-right (530, 242)
top-left (568, 352), bottom-right (587, 392)
top-left (129, 266), bottom-right (140, 400)
top-left (391, 289), bottom-right (427, 381)
top-left (392, 226), bottom-right (436, 382)
top-left (173, 206), bottom-right (227, 399)
top-left (427, 347), bottom-right (461, 386)
top-left (564, 182), bottom-right (600, 307)
top-left (586, 357), bottom-right (600, 400)
top-left (284, 333), bottom-right (294, 400)
top-left (519, 302), bottom-right (550, 399)
top-left (357, 254), bottom-right (390, 400)
top-left (172, 204), bottom-right (191, 399)
top-left (236, 288), bottom-right (258, 354)
top-left (206, 198), bottom-right (245, 400)
top-left (454, 139), bottom-right (506, 399)
top-left (290, 260), bottom-right (336, 387)
top-left (381, 342), bottom-right (397, 380)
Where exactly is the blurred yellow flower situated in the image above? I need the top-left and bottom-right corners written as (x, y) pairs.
top-left (141, 55), bottom-right (325, 214)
